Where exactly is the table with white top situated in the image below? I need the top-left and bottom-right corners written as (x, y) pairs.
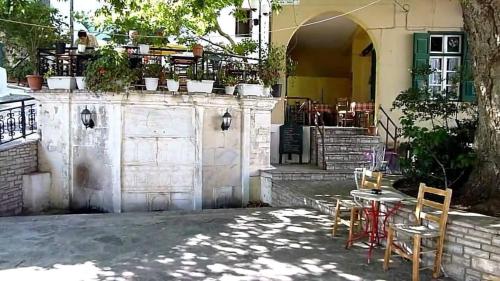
top-left (347, 189), bottom-right (405, 263)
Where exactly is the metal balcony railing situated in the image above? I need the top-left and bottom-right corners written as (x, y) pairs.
top-left (0, 97), bottom-right (37, 145)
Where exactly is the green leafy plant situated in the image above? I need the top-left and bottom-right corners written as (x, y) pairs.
top-left (222, 75), bottom-right (238, 86)
top-left (84, 46), bottom-right (137, 93)
top-left (165, 68), bottom-right (179, 81)
top-left (187, 66), bottom-right (204, 81)
top-left (394, 65), bottom-right (478, 189)
top-left (43, 68), bottom-right (56, 80)
top-left (142, 63), bottom-right (163, 78)
top-left (0, 0), bottom-right (67, 75)
top-left (260, 45), bottom-right (286, 87)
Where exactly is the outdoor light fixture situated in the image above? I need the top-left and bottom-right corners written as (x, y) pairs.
top-left (221, 109), bottom-right (232, 131)
top-left (80, 106), bottom-right (95, 129)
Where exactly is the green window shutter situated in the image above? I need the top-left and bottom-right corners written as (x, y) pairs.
top-left (461, 35), bottom-right (476, 102)
top-left (412, 33), bottom-right (429, 89)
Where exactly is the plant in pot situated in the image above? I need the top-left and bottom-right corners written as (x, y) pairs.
top-left (260, 45), bottom-right (286, 97)
top-left (222, 74), bottom-right (238, 95)
top-left (84, 46), bottom-right (137, 93)
top-left (136, 35), bottom-right (152, 55)
top-left (165, 68), bottom-right (180, 92)
top-left (0, 1), bottom-right (66, 91)
top-left (142, 63), bottom-right (163, 91)
top-left (238, 76), bottom-right (263, 96)
top-left (44, 67), bottom-right (76, 90)
top-left (186, 66), bottom-right (214, 94)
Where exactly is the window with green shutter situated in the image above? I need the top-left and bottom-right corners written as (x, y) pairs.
top-left (412, 32), bottom-right (476, 102)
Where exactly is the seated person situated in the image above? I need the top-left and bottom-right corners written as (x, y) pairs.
top-left (74, 30), bottom-right (98, 75)
top-left (74, 30), bottom-right (99, 49)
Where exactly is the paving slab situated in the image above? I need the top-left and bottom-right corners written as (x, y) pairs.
top-left (0, 208), bottom-right (451, 280)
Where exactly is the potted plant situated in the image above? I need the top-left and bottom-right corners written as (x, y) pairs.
top-left (260, 45), bottom-right (286, 97)
top-left (165, 68), bottom-right (180, 92)
top-left (142, 63), bottom-right (163, 91)
top-left (186, 66), bottom-right (214, 93)
top-left (238, 76), bottom-right (263, 96)
top-left (222, 74), bottom-right (238, 95)
top-left (84, 46), bottom-right (137, 93)
top-left (192, 43), bottom-right (204, 58)
top-left (136, 35), bottom-right (151, 55)
top-left (0, 1), bottom-right (65, 90)
top-left (44, 67), bottom-right (76, 90)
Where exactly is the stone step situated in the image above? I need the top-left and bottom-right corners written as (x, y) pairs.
top-left (311, 127), bottom-right (367, 136)
top-left (325, 161), bottom-right (372, 171)
top-left (323, 152), bottom-right (370, 162)
top-left (269, 170), bottom-right (355, 181)
top-left (317, 136), bottom-right (380, 145)
top-left (319, 143), bottom-right (379, 153)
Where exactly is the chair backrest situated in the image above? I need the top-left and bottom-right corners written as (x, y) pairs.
top-left (415, 183), bottom-right (453, 233)
top-left (336, 97), bottom-right (349, 112)
top-left (360, 169), bottom-right (383, 190)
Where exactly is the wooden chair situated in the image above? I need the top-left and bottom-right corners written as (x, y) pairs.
top-left (336, 98), bottom-right (355, 127)
top-left (383, 183), bottom-right (452, 281)
top-left (332, 169), bottom-right (383, 242)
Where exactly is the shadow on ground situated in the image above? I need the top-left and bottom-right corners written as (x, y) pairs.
top-left (0, 208), bottom-right (451, 280)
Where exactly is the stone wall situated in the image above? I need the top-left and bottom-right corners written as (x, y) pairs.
top-left (270, 182), bottom-right (500, 281)
top-left (0, 140), bottom-right (38, 216)
top-left (35, 91), bottom-right (276, 212)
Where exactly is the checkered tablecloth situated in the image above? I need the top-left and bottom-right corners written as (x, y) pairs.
top-left (355, 102), bottom-right (375, 112)
top-left (313, 104), bottom-right (333, 113)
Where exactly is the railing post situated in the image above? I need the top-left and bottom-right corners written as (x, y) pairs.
top-left (20, 100), bottom-right (26, 139)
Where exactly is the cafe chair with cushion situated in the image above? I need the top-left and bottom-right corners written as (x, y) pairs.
top-left (332, 169), bottom-right (383, 243)
top-left (383, 183), bottom-right (452, 281)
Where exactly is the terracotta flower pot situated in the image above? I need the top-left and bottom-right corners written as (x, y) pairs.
top-left (192, 44), bottom-right (203, 57)
top-left (26, 75), bottom-right (43, 91)
top-left (367, 125), bottom-right (377, 136)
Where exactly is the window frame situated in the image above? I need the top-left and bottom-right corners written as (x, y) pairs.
top-left (235, 9), bottom-right (252, 38)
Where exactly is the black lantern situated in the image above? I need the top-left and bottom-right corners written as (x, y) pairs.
top-left (81, 106), bottom-right (94, 129)
top-left (221, 109), bottom-right (232, 131)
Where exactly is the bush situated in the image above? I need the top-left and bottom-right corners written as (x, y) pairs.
top-left (394, 66), bottom-right (477, 189)
top-left (84, 46), bottom-right (137, 93)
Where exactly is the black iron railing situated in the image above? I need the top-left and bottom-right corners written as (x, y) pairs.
top-left (0, 98), bottom-right (37, 145)
top-left (377, 105), bottom-right (399, 151)
top-left (37, 46), bottom-right (260, 93)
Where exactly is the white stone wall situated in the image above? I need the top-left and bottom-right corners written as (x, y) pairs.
top-left (35, 91), bottom-right (276, 212)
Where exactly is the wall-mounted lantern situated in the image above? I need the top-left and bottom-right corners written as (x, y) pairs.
top-left (81, 106), bottom-right (95, 129)
top-left (221, 109), bottom-right (232, 131)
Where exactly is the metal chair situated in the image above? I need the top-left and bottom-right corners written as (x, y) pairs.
top-left (383, 183), bottom-right (452, 281)
top-left (332, 169), bottom-right (383, 241)
top-left (336, 98), bottom-right (355, 127)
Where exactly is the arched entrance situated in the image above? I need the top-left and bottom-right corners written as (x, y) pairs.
top-left (285, 12), bottom-right (376, 126)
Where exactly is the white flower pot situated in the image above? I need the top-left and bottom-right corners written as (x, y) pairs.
top-left (238, 83), bottom-right (264, 96)
top-left (47, 76), bottom-right (76, 90)
top-left (166, 79), bottom-right (179, 92)
top-left (77, 44), bottom-right (86, 53)
top-left (187, 80), bottom-right (214, 93)
top-left (144, 77), bottom-right (159, 91)
top-left (75, 76), bottom-right (86, 90)
top-left (225, 86), bottom-right (236, 95)
top-left (138, 44), bottom-right (150, 54)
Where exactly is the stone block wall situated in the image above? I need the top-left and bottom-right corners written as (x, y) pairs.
top-left (0, 140), bottom-right (38, 216)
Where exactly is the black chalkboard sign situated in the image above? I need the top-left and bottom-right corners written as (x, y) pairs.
top-left (279, 124), bottom-right (303, 164)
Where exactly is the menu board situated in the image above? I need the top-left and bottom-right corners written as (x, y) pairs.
top-left (279, 124), bottom-right (303, 163)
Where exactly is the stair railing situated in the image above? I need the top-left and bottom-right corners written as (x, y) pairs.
top-left (377, 106), bottom-right (399, 152)
top-left (312, 104), bottom-right (326, 169)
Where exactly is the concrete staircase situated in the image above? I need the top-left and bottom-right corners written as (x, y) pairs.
top-left (311, 127), bottom-right (381, 171)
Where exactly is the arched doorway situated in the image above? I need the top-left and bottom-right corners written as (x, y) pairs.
top-left (285, 12), bottom-right (376, 126)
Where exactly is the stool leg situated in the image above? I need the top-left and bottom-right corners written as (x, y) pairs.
top-left (412, 234), bottom-right (421, 281)
top-left (383, 226), bottom-right (394, 271)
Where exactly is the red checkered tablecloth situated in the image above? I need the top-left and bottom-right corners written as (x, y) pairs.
top-left (355, 102), bottom-right (375, 112)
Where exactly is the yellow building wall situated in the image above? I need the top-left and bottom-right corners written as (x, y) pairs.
top-left (351, 28), bottom-right (373, 102)
top-left (290, 47), bottom-right (351, 78)
top-left (286, 76), bottom-right (351, 105)
top-left (271, 0), bottom-right (464, 124)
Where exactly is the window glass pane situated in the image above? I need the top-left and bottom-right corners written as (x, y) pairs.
top-left (430, 72), bottom-right (442, 85)
top-left (446, 57), bottom-right (460, 71)
top-left (446, 36), bottom-right (461, 53)
top-left (446, 72), bottom-right (458, 84)
top-left (430, 36), bottom-right (443, 52)
top-left (431, 86), bottom-right (442, 94)
top-left (430, 57), bottom-right (442, 70)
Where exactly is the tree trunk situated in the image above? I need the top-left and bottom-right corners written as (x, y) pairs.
top-left (461, 0), bottom-right (500, 204)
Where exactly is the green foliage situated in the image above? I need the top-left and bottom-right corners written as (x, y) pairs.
top-left (187, 66), bottom-right (204, 81)
top-left (5, 60), bottom-right (35, 81)
top-left (0, 0), bottom-right (66, 74)
top-left (165, 67), bottom-right (179, 81)
top-left (142, 63), bottom-right (163, 78)
top-left (260, 45), bottom-right (286, 87)
top-left (395, 66), bottom-right (478, 188)
top-left (43, 67), bottom-right (56, 80)
top-left (230, 39), bottom-right (258, 56)
top-left (84, 46), bottom-right (137, 93)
